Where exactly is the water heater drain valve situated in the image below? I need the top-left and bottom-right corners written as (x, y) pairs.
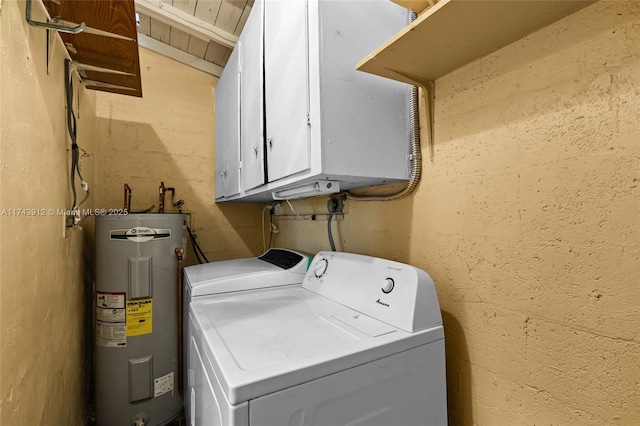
top-left (131, 412), bottom-right (149, 426)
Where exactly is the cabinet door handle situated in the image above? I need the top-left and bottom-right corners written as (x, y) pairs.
top-left (268, 138), bottom-right (273, 150)
top-left (253, 146), bottom-right (258, 157)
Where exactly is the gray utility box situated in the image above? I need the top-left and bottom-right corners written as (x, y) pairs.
top-left (95, 214), bottom-right (185, 426)
top-left (215, 0), bottom-right (411, 202)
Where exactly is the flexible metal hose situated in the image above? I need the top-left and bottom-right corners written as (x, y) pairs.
top-left (345, 82), bottom-right (421, 201)
top-left (345, 11), bottom-right (422, 202)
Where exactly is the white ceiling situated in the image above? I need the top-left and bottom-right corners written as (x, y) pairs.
top-left (135, 0), bottom-right (253, 77)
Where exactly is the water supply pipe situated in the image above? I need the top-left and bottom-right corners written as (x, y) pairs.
top-left (124, 184), bottom-right (132, 212)
top-left (159, 182), bottom-right (166, 213)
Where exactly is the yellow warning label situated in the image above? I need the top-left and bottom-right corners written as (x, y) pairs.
top-left (126, 298), bottom-right (152, 336)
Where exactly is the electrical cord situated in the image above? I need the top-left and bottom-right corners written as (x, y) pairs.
top-left (268, 208), bottom-right (275, 249)
top-left (262, 204), bottom-right (280, 252)
top-left (327, 211), bottom-right (336, 251)
top-left (186, 222), bottom-right (208, 264)
top-left (64, 59), bottom-right (89, 218)
top-left (326, 196), bottom-right (343, 251)
top-left (65, 60), bottom-right (77, 208)
top-left (285, 199), bottom-right (301, 217)
top-left (188, 226), bottom-right (204, 264)
top-left (261, 205), bottom-right (271, 252)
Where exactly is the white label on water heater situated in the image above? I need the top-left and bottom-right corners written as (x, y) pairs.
top-left (96, 321), bottom-right (126, 347)
top-left (154, 372), bottom-right (174, 397)
top-left (109, 227), bottom-right (172, 242)
top-left (96, 307), bottom-right (125, 323)
top-left (96, 292), bottom-right (127, 347)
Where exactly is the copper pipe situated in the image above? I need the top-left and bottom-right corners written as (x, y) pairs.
top-left (123, 184), bottom-right (131, 212)
top-left (175, 247), bottom-right (185, 396)
top-left (165, 187), bottom-right (176, 207)
top-left (159, 182), bottom-right (166, 213)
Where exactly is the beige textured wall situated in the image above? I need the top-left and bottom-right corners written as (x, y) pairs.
top-left (274, 2), bottom-right (640, 424)
top-left (0, 1), bottom-right (96, 425)
top-left (94, 49), bottom-right (263, 263)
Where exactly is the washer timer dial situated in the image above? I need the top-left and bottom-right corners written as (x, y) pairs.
top-left (313, 258), bottom-right (329, 278)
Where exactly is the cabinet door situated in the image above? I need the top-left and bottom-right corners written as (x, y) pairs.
top-left (264, 0), bottom-right (310, 183)
top-left (240, 1), bottom-right (265, 191)
top-left (215, 44), bottom-right (241, 199)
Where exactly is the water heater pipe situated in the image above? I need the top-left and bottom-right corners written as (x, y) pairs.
top-left (159, 182), bottom-right (166, 213)
top-left (175, 247), bottom-right (185, 396)
top-left (124, 184), bottom-right (132, 212)
top-left (122, 183), bottom-right (155, 213)
top-left (159, 182), bottom-right (176, 213)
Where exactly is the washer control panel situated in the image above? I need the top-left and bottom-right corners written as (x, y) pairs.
top-left (303, 252), bottom-right (442, 332)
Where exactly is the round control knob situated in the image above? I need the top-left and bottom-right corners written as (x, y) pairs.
top-left (313, 259), bottom-right (329, 278)
top-left (381, 278), bottom-right (395, 294)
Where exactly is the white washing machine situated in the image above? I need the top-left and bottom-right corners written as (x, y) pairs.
top-left (188, 251), bottom-right (447, 426)
top-left (183, 248), bottom-right (310, 424)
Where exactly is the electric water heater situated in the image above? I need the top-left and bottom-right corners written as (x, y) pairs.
top-left (95, 214), bottom-right (185, 426)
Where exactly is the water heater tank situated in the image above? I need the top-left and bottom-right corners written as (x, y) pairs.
top-left (95, 214), bottom-right (185, 426)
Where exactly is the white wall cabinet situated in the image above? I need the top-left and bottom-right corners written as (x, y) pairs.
top-left (214, 45), bottom-right (240, 199)
top-left (215, 0), bottom-right (412, 202)
top-left (239, 3), bottom-right (265, 192)
top-left (264, 0), bottom-right (311, 184)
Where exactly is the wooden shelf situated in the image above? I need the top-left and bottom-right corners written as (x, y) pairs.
top-left (43, 0), bottom-right (142, 97)
top-left (357, 0), bottom-right (595, 86)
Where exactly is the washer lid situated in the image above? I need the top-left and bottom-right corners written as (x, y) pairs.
top-left (190, 286), bottom-right (443, 405)
top-left (184, 249), bottom-right (308, 297)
